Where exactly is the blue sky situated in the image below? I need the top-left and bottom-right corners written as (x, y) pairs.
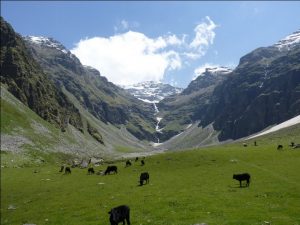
top-left (2, 1), bottom-right (300, 87)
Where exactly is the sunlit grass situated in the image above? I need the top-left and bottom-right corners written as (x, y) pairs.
top-left (1, 137), bottom-right (300, 225)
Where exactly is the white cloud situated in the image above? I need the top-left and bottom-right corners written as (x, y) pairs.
top-left (72, 17), bottom-right (218, 86)
top-left (189, 16), bottom-right (217, 57)
top-left (71, 31), bottom-right (183, 85)
top-left (182, 52), bottom-right (201, 60)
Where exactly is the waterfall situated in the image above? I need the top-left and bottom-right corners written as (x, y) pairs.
top-left (153, 102), bottom-right (159, 114)
top-left (153, 102), bottom-right (163, 143)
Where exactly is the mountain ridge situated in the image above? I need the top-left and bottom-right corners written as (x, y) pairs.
top-left (0, 17), bottom-right (84, 134)
top-left (24, 33), bottom-right (158, 142)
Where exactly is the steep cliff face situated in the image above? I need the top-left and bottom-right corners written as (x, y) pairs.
top-left (0, 17), bottom-right (83, 132)
top-left (201, 32), bottom-right (300, 140)
top-left (24, 36), bottom-right (157, 141)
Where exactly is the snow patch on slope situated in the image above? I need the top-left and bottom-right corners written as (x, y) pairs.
top-left (274, 30), bottom-right (300, 51)
top-left (123, 81), bottom-right (182, 103)
top-left (24, 36), bottom-right (73, 56)
top-left (193, 66), bottom-right (233, 80)
top-left (247, 115), bottom-right (300, 139)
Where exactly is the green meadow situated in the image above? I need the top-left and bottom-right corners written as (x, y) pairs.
top-left (1, 126), bottom-right (300, 225)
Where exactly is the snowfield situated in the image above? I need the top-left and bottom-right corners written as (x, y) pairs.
top-left (247, 115), bottom-right (300, 139)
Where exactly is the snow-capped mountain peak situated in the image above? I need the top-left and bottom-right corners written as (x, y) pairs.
top-left (274, 30), bottom-right (300, 50)
top-left (24, 36), bottom-right (70, 55)
top-left (205, 66), bottom-right (233, 75)
top-left (195, 66), bottom-right (233, 79)
top-left (123, 81), bottom-right (183, 103)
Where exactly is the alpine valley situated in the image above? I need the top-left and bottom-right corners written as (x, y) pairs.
top-left (1, 17), bottom-right (300, 158)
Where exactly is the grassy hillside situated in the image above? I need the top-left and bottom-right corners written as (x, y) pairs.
top-left (1, 124), bottom-right (300, 225)
top-left (156, 123), bottom-right (220, 151)
top-left (1, 86), bottom-right (153, 165)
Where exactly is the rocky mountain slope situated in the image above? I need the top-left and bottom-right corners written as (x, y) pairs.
top-left (200, 31), bottom-right (300, 140)
top-left (1, 85), bottom-right (153, 159)
top-left (24, 35), bottom-right (157, 142)
top-left (0, 17), bottom-right (83, 133)
top-left (159, 30), bottom-right (300, 143)
top-left (157, 66), bottom-right (232, 141)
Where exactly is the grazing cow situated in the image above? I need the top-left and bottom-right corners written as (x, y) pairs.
top-left (59, 166), bottom-right (64, 172)
top-left (233, 173), bottom-right (250, 187)
top-left (125, 160), bottom-right (132, 167)
top-left (108, 205), bottom-right (130, 225)
top-left (135, 157), bottom-right (139, 162)
top-left (277, 145), bottom-right (283, 150)
top-left (88, 167), bottom-right (95, 175)
top-left (139, 172), bottom-right (149, 186)
top-left (65, 167), bottom-right (71, 174)
top-left (289, 142), bottom-right (295, 147)
top-left (105, 166), bottom-right (118, 175)
top-left (141, 160), bottom-right (145, 166)
top-left (293, 144), bottom-right (300, 149)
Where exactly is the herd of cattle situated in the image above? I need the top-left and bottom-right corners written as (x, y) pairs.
top-left (242, 141), bottom-right (299, 150)
top-left (58, 157), bottom-right (148, 224)
top-left (59, 157), bottom-right (149, 188)
top-left (57, 142), bottom-right (298, 224)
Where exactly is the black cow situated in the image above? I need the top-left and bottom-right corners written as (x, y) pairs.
top-left (65, 167), bottom-right (71, 174)
top-left (233, 173), bottom-right (250, 187)
top-left (139, 172), bottom-right (149, 186)
top-left (59, 166), bottom-right (64, 172)
top-left (141, 160), bottom-right (145, 166)
top-left (125, 160), bottom-right (132, 167)
top-left (105, 166), bottom-right (118, 175)
top-left (277, 144), bottom-right (283, 150)
top-left (88, 167), bottom-right (95, 175)
top-left (135, 157), bottom-right (139, 162)
top-left (108, 205), bottom-right (130, 225)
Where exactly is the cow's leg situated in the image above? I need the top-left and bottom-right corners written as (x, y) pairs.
top-left (126, 215), bottom-right (131, 225)
top-left (239, 180), bottom-right (242, 187)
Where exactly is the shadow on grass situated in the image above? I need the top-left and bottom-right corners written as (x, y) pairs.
top-left (228, 185), bottom-right (250, 189)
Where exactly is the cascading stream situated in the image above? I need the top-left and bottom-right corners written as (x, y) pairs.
top-left (153, 103), bottom-right (163, 143)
